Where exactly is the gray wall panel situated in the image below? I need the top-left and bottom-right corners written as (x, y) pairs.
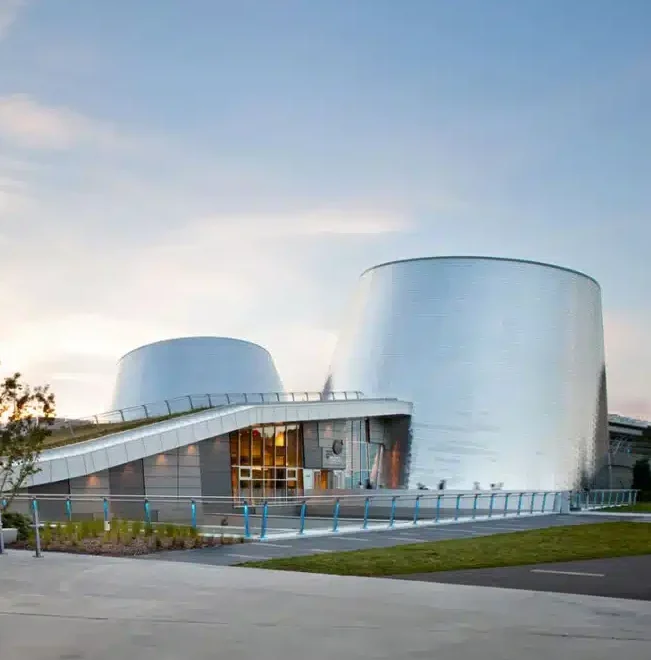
top-left (303, 422), bottom-right (321, 468)
top-left (143, 446), bottom-right (202, 522)
top-left (28, 480), bottom-right (70, 520)
top-left (198, 434), bottom-right (232, 502)
top-left (109, 460), bottom-right (145, 519)
top-left (69, 470), bottom-right (109, 518)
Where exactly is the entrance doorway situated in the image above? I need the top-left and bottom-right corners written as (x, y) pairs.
top-left (230, 424), bottom-right (304, 502)
top-left (312, 470), bottom-right (333, 490)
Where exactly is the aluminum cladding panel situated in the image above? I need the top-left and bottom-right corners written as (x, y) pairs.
top-left (111, 337), bottom-right (283, 410)
top-left (325, 257), bottom-right (608, 490)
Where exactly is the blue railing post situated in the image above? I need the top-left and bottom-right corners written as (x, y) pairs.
top-left (454, 494), bottom-right (462, 520)
top-left (503, 492), bottom-right (510, 516)
top-left (363, 497), bottom-right (370, 529)
top-left (191, 500), bottom-right (198, 531)
top-left (488, 492), bottom-right (495, 517)
top-left (299, 500), bottom-right (307, 535)
top-left (389, 496), bottom-right (397, 528)
top-left (31, 498), bottom-right (42, 558)
top-left (144, 499), bottom-right (151, 525)
top-left (260, 501), bottom-right (268, 539)
top-left (413, 495), bottom-right (421, 525)
top-left (472, 493), bottom-right (479, 519)
top-left (529, 492), bottom-right (536, 514)
top-left (435, 494), bottom-right (442, 523)
top-left (600, 490), bottom-right (605, 507)
top-left (0, 499), bottom-right (5, 556)
top-left (103, 498), bottom-right (109, 529)
top-left (242, 501), bottom-right (250, 538)
top-left (517, 492), bottom-right (523, 515)
top-left (541, 492), bottom-right (548, 513)
top-left (65, 497), bottom-right (72, 522)
top-left (332, 498), bottom-right (340, 532)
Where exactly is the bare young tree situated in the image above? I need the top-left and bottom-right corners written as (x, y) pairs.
top-left (0, 372), bottom-right (56, 511)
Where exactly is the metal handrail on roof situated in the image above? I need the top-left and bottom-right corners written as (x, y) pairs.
top-left (47, 391), bottom-right (367, 444)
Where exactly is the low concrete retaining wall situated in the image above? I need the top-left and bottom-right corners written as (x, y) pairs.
top-left (1, 528), bottom-right (18, 545)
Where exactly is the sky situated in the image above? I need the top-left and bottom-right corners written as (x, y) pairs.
top-left (0, 0), bottom-right (650, 418)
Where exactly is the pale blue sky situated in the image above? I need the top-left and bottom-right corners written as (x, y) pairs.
top-left (0, 0), bottom-right (649, 416)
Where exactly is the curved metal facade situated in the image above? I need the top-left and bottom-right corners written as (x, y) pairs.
top-left (325, 257), bottom-right (609, 490)
top-left (111, 337), bottom-right (283, 410)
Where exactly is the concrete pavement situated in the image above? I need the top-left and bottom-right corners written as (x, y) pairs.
top-left (1, 550), bottom-right (650, 659)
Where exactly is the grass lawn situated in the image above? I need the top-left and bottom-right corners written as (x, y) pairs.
top-left (44, 408), bottom-right (209, 449)
top-left (599, 502), bottom-right (651, 513)
top-left (241, 522), bottom-right (651, 576)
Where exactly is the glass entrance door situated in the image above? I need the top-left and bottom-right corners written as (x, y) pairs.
top-left (230, 424), bottom-right (304, 502)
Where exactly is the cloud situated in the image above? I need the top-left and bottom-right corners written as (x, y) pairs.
top-left (0, 0), bottom-right (24, 41)
top-left (190, 208), bottom-right (410, 240)
top-left (0, 94), bottom-right (129, 150)
top-left (0, 194), bottom-right (409, 416)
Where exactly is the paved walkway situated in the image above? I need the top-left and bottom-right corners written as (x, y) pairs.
top-left (153, 513), bottom-right (623, 566)
top-left (396, 555), bottom-right (651, 601)
top-left (1, 551), bottom-right (650, 659)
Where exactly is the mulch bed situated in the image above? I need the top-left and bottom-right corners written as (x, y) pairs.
top-left (12, 534), bottom-right (244, 557)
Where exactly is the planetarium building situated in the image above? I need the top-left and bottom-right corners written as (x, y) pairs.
top-left (111, 337), bottom-right (284, 411)
top-left (325, 257), bottom-right (609, 491)
top-left (18, 255), bottom-right (610, 506)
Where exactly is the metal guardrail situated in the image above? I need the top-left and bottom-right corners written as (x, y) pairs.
top-left (52, 390), bottom-right (365, 438)
top-left (3, 490), bottom-right (566, 545)
top-left (572, 488), bottom-right (638, 510)
top-left (2, 489), bottom-right (639, 556)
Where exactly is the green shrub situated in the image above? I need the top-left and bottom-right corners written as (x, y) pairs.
top-left (1, 511), bottom-right (32, 541)
top-left (132, 520), bottom-right (142, 537)
top-left (164, 523), bottom-right (176, 537)
top-left (144, 522), bottom-right (153, 537)
top-left (41, 524), bottom-right (52, 545)
top-left (90, 520), bottom-right (103, 538)
top-left (80, 520), bottom-right (91, 539)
